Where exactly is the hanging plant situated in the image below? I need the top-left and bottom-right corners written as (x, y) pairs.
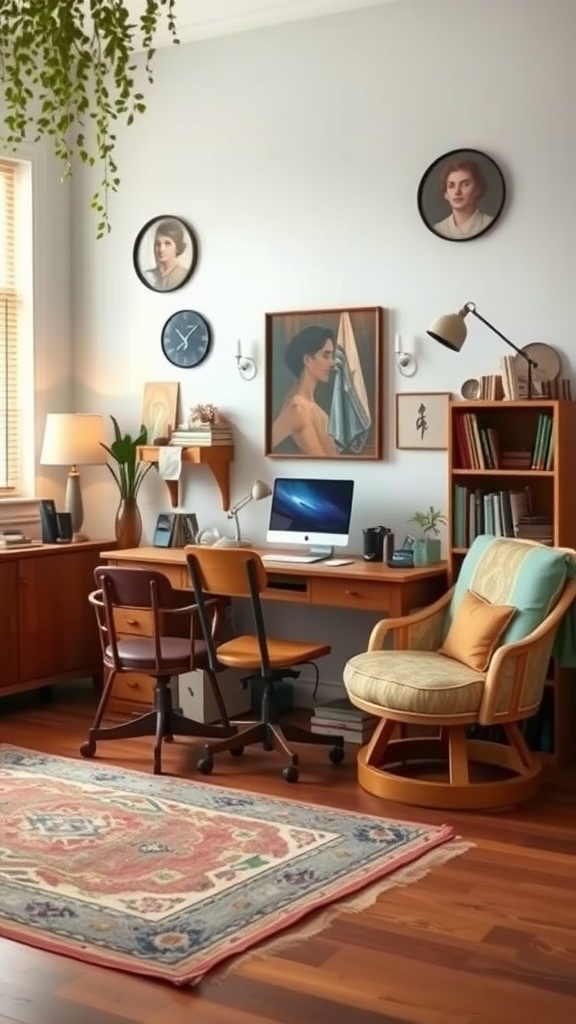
top-left (0, 1), bottom-right (178, 237)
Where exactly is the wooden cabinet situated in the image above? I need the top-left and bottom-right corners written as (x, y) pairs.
top-left (448, 399), bottom-right (576, 765)
top-left (0, 540), bottom-right (115, 697)
top-left (138, 444), bottom-right (234, 509)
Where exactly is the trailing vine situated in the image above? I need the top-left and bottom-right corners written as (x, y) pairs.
top-left (0, 1), bottom-right (178, 237)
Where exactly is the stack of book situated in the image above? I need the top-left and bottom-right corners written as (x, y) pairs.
top-left (170, 424), bottom-right (233, 447)
top-left (310, 697), bottom-right (376, 744)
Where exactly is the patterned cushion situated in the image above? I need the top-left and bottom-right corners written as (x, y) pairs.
top-left (447, 536), bottom-right (571, 645)
top-left (438, 588), bottom-right (516, 670)
top-left (343, 650), bottom-right (485, 717)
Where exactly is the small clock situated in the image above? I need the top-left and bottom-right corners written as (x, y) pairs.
top-left (161, 310), bottom-right (212, 369)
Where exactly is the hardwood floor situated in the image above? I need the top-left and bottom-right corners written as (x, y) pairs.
top-left (2, 684), bottom-right (576, 1023)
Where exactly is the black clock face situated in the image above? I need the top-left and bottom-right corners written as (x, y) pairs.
top-left (161, 310), bottom-right (211, 368)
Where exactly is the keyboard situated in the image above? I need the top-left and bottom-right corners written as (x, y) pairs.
top-left (261, 554), bottom-right (324, 564)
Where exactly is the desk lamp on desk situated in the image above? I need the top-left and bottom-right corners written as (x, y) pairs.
top-left (215, 479), bottom-right (272, 548)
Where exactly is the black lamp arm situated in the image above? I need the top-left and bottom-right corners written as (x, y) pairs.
top-left (464, 302), bottom-right (538, 369)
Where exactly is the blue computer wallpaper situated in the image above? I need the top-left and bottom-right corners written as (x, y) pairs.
top-left (269, 479), bottom-right (354, 533)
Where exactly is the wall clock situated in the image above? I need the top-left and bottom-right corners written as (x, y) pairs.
top-left (161, 310), bottom-right (212, 369)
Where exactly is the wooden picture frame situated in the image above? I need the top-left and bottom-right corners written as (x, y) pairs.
top-left (141, 381), bottom-right (179, 444)
top-left (396, 392), bottom-right (451, 450)
top-left (265, 306), bottom-right (383, 459)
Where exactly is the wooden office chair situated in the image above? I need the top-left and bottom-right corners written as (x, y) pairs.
top-left (81, 565), bottom-right (237, 774)
top-left (185, 545), bottom-right (345, 782)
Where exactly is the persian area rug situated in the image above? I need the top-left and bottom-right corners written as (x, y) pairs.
top-left (0, 745), bottom-right (467, 986)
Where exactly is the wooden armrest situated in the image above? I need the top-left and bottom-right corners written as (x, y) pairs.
top-left (368, 588), bottom-right (453, 652)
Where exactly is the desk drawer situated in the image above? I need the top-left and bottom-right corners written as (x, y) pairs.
top-left (114, 609), bottom-right (154, 636)
top-left (311, 577), bottom-right (389, 612)
top-left (112, 673), bottom-right (154, 704)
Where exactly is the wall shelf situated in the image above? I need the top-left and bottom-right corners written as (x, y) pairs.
top-left (137, 444), bottom-right (234, 509)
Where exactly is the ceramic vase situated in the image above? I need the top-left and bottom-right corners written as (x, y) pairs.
top-left (115, 497), bottom-right (142, 549)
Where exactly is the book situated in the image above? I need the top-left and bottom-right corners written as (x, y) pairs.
top-left (312, 697), bottom-right (373, 721)
top-left (310, 723), bottom-right (373, 744)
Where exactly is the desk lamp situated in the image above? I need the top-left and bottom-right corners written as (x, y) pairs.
top-left (427, 301), bottom-right (538, 399)
top-left (216, 479), bottom-right (272, 548)
top-left (40, 413), bottom-right (107, 541)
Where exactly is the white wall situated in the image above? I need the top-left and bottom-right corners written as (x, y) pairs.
top-left (67, 0), bottom-right (574, 694)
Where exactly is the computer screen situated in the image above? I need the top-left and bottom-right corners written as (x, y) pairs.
top-left (266, 478), bottom-right (354, 554)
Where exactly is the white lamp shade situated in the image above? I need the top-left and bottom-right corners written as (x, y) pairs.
top-left (427, 313), bottom-right (468, 352)
top-left (251, 479), bottom-right (272, 501)
top-left (40, 414), bottom-right (107, 466)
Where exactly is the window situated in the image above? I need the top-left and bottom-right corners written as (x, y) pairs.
top-left (0, 158), bottom-right (18, 492)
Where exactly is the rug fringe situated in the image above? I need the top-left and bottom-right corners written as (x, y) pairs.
top-left (213, 838), bottom-right (474, 982)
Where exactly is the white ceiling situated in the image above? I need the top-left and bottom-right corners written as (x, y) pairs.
top-left (129, 0), bottom-right (396, 46)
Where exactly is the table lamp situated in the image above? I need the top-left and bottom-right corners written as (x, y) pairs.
top-left (216, 479), bottom-right (272, 548)
top-left (40, 413), bottom-right (107, 541)
top-left (427, 301), bottom-right (538, 399)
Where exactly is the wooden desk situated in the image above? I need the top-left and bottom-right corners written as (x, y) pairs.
top-left (103, 547), bottom-right (448, 617)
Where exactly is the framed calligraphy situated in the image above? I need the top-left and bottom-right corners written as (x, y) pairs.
top-left (396, 392), bottom-right (451, 450)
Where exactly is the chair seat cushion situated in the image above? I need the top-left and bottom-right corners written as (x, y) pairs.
top-left (344, 650), bottom-right (485, 717)
top-left (105, 637), bottom-right (207, 674)
top-left (215, 635), bottom-right (331, 671)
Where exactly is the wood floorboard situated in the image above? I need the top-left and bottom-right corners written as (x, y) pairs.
top-left (1, 685), bottom-right (576, 1023)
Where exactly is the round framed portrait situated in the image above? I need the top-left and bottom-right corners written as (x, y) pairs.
top-left (133, 215), bottom-right (197, 292)
top-left (417, 149), bottom-right (506, 242)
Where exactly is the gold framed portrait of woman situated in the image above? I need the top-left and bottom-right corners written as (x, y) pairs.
top-left (265, 306), bottom-right (384, 460)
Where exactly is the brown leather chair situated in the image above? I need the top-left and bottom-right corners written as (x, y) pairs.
top-left (185, 545), bottom-right (345, 782)
top-left (80, 565), bottom-right (237, 774)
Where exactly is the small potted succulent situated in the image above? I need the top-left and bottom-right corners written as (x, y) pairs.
top-left (408, 506), bottom-right (447, 566)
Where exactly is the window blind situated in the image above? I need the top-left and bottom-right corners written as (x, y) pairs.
top-left (0, 158), bottom-right (18, 492)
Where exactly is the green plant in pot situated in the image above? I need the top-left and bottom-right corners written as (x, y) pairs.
top-left (101, 416), bottom-right (152, 548)
top-left (408, 506), bottom-right (447, 566)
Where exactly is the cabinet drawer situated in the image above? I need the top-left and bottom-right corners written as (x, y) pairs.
top-left (111, 672), bottom-right (154, 704)
top-left (114, 609), bottom-right (154, 636)
top-left (311, 577), bottom-right (390, 612)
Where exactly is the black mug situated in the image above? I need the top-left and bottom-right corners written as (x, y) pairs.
top-left (363, 527), bottom-right (385, 562)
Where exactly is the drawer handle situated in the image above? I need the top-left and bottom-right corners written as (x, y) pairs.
top-left (126, 618), bottom-right (138, 626)
top-left (345, 589), bottom-right (359, 596)
top-left (126, 680), bottom-right (138, 688)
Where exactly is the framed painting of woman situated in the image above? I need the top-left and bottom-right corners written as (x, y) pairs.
top-left (265, 306), bottom-right (384, 460)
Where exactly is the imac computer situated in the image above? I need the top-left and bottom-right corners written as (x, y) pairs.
top-left (265, 477), bottom-right (354, 563)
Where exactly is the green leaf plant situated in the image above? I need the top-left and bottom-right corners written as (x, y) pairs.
top-left (0, 1), bottom-right (178, 237)
top-left (408, 506), bottom-right (447, 538)
top-left (100, 415), bottom-right (152, 499)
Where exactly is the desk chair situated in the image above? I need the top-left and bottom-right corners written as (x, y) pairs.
top-left (185, 545), bottom-right (345, 782)
top-left (81, 565), bottom-right (237, 774)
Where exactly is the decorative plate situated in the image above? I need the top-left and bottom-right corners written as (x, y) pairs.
top-left (514, 342), bottom-right (561, 384)
top-left (460, 378), bottom-right (481, 400)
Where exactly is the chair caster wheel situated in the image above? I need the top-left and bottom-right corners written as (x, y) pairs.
top-left (79, 740), bottom-right (96, 758)
top-left (197, 755), bottom-right (214, 775)
top-left (282, 765), bottom-right (299, 783)
top-left (329, 745), bottom-right (345, 765)
top-left (230, 746), bottom-right (244, 757)
top-left (263, 742), bottom-right (274, 752)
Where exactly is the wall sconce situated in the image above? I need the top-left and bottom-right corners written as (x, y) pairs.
top-left (427, 301), bottom-right (538, 398)
top-left (216, 479), bottom-right (272, 548)
top-left (395, 334), bottom-right (417, 377)
top-left (235, 339), bottom-right (257, 381)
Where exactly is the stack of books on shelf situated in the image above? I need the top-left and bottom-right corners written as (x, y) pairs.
top-left (310, 697), bottom-right (376, 744)
top-left (453, 484), bottom-right (532, 546)
top-left (170, 424), bottom-right (233, 447)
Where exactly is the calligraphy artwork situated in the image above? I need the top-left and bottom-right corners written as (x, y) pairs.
top-left (395, 392), bottom-right (451, 450)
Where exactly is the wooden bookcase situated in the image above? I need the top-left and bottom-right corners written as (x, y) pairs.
top-left (448, 399), bottom-right (576, 766)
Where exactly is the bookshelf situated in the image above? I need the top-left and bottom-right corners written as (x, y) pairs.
top-left (448, 399), bottom-right (576, 766)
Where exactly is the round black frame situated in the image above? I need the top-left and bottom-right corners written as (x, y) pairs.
top-left (160, 310), bottom-right (212, 369)
top-left (133, 215), bottom-right (198, 292)
top-left (417, 149), bottom-right (506, 243)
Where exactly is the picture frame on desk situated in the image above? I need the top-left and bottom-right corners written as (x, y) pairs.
top-left (264, 306), bottom-right (384, 460)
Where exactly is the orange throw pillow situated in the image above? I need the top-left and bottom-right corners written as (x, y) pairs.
top-left (439, 588), bottom-right (516, 671)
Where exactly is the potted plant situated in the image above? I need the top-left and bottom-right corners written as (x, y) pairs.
top-left (101, 416), bottom-right (152, 548)
top-left (408, 506), bottom-right (447, 566)
top-left (0, 1), bottom-right (178, 237)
